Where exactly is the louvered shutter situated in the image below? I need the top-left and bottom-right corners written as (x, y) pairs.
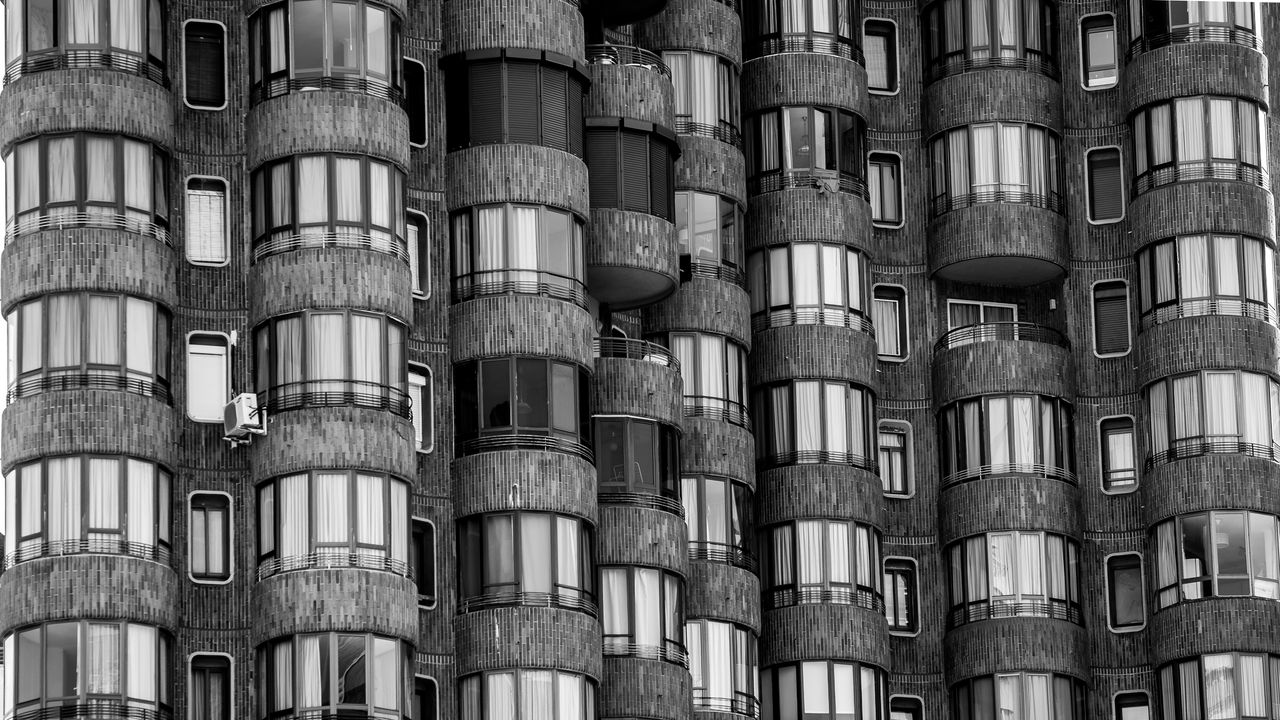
top-left (505, 62), bottom-right (540, 144)
top-left (621, 131), bottom-right (650, 213)
top-left (186, 179), bottom-right (227, 264)
top-left (184, 22), bottom-right (226, 108)
top-left (468, 61), bottom-right (503, 145)
top-left (566, 77), bottom-right (586, 157)
top-left (1088, 149), bottom-right (1124, 221)
top-left (1093, 282), bottom-right (1131, 355)
top-left (542, 70), bottom-right (568, 151)
top-left (586, 129), bottom-right (619, 209)
top-left (650, 140), bottom-right (673, 220)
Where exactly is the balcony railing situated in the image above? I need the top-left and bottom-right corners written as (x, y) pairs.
top-left (763, 586), bottom-right (884, 612)
top-left (688, 541), bottom-right (758, 573)
top-left (930, 188), bottom-right (1063, 217)
top-left (1146, 437), bottom-right (1280, 469)
top-left (4, 50), bottom-right (167, 86)
top-left (752, 307), bottom-right (876, 335)
top-left (694, 694), bottom-right (760, 718)
top-left (1140, 298), bottom-right (1278, 330)
top-left (924, 53), bottom-right (1058, 83)
top-left (257, 380), bottom-right (412, 418)
top-left (459, 589), bottom-right (597, 616)
top-left (757, 449), bottom-right (877, 473)
top-left (674, 117), bottom-right (743, 149)
top-left (594, 337), bottom-right (680, 371)
top-left (12, 704), bottom-right (173, 720)
top-left (941, 461), bottom-right (1076, 488)
top-left (1134, 161), bottom-right (1268, 196)
top-left (7, 373), bottom-right (171, 404)
top-left (750, 170), bottom-right (867, 199)
top-left (453, 270), bottom-right (587, 307)
top-left (4, 539), bottom-right (171, 570)
top-left (253, 230), bottom-right (409, 264)
top-left (1127, 26), bottom-right (1260, 58)
top-left (598, 491), bottom-right (685, 516)
top-left (602, 638), bottom-right (689, 666)
top-left (933, 321), bottom-right (1069, 354)
top-left (585, 43), bottom-right (671, 79)
top-left (683, 396), bottom-right (750, 430)
top-left (947, 598), bottom-right (1082, 628)
top-left (6, 211), bottom-right (170, 246)
top-left (748, 34), bottom-right (862, 64)
top-left (457, 433), bottom-right (594, 462)
top-left (257, 551), bottom-right (412, 581)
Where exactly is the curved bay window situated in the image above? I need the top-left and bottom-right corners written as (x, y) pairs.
top-left (459, 670), bottom-right (596, 719)
top-left (6, 293), bottom-right (171, 403)
top-left (5, 133), bottom-right (169, 243)
top-left (450, 203), bottom-right (586, 306)
top-left (928, 122), bottom-right (1062, 215)
top-left (1158, 653), bottom-right (1280, 720)
top-left (1145, 370), bottom-right (1280, 467)
top-left (250, 153), bottom-right (407, 262)
top-left (682, 475), bottom-right (755, 570)
top-left (746, 106), bottom-right (866, 196)
top-left (921, 0), bottom-right (1057, 81)
top-left (938, 394), bottom-right (1076, 485)
top-left (3, 0), bottom-right (165, 84)
top-left (950, 673), bottom-right (1087, 720)
top-left (5, 621), bottom-right (172, 720)
top-left (747, 242), bottom-right (872, 333)
top-left (457, 512), bottom-right (595, 614)
top-left (1137, 234), bottom-right (1277, 328)
top-left (652, 332), bottom-right (750, 428)
top-left (252, 310), bottom-right (408, 417)
top-left (594, 416), bottom-right (681, 513)
top-left (1131, 96), bottom-right (1268, 195)
top-left (745, 0), bottom-right (859, 60)
top-left (1128, 0), bottom-right (1259, 56)
top-left (760, 519), bottom-right (883, 611)
top-left (674, 191), bottom-right (745, 285)
top-left (5, 456), bottom-right (171, 568)
top-left (760, 661), bottom-right (888, 720)
top-left (946, 531), bottom-right (1082, 627)
top-left (600, 566), bottom-right (685, 664)
top-left (256, 470), bottom-right (410, 580)
top-left (1153, 510), bottom-right (1280, 609)
top-left (249, 0), bottom-right (402, 102)
top-left (686, 620), bottom-right (759, 716)
top-left (663, 50), bottom-right (741, 146)
top-left (255, 633), bottom-right (409, 720)
top-left (753, 379), bottom-right (876, 470)
top-left (454, 357), bottom-right (591, 458)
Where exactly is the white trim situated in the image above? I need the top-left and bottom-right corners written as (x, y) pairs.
top-left (877, 420), bottom-right (915, 499)
top-left (407, 209), bottom-right (431, 298)
top-left (184, 175), bottom-right (231, 267)
top-left (874, 283), bottom-right (910, 362)
top-left (889, 693), bottom-right (926, 718)
top-left (1098, 414), bottom-right (1139, 495)
top-left (188, 491), bottom-right (234, 585)
top-left (185, 331), bottom-right (233, 423)
top-left (1085, 145), bottom-right (1126, 225)
top-left (1079, 13), bottom-right (1119, 91)
top-left (181, 19), bottom-right (229, 111)
top-left (1103, 551), bottom-right (1147, 633)
top-left (1091, 278), bottom-right (1133, 358)
top-left (1112, 690), bottom-right (1151, 719)
top-left (404, 57), bottom-right (429, 148)
top-left (868, 150), bottom-right (905, 228)
top-left (413, 516), bottom-right (438, 609)
top-left (187, 652), bottom-right (234, 720)
top-left (409, 363), bottom-right (434, 454)
top-left (863, 18), bottom-right (901, 96)
top-left (414, 674), bottom-right (440, 719)
top-left (883, 556), bottom-right (921, 637)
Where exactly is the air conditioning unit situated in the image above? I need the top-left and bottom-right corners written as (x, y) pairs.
top-left (223, 393), bottom-right (266, 445)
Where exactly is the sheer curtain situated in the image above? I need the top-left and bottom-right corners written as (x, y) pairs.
top-left (520, 514), bottom-right (552, 593)
top-left (68, 0), bottom-right (100, 44)
top-left (483, 515), bottom-right (514, 591)
top-left (390, 482), bottom-right (408, 564)
top-left (707, 622), bottom-right (732, 701)
top-left (827, 522), bottom-right (850, 586)
top-left (797, 521), bottom-right (824, 591)
top-left (315, 472), bottom-right (348, 550)
top-left (127, 625), bottom-right (157, 702)
top-left (47, 139), bottom-right (76, 214)
top-left (111, 0), bottom-right (143, 52)
top-left (476, 207), bottom-right (506, 275)
top-left (1176, 99), bottom-right (1206, 162)
top-left (602, 568), bottom-right (629, 646)
top-left (792, 244), bottom-right (819, 307)
top-left (487, 673), bottom-right (516, 720)
top-left (87, 623), bottom-right (120, 693)
top-left (511, 206), bottom-right (539, 285)
top-left (48, 458), bottom-right (80, 545)
top-left (1179, 236), bottom-right (1211, 300)
top-left (999, 125), bottom-right (1024, 193)
top-left (356, 474), bottom-right (384, 556)
top-left (794, 382), bottom-right (821, 454)
top-left (123, 141), bottom-right (152, 221)
top-left (297, 636), bottom-right (324, 708)
top-left (559, 674), bottom-right (583, 720)
top-left (1204, 372), bottom-right (1237, 439)
top-left (297, 157), bottom-right (328, 234)
top-left (334, 158), bottom-right (363, 233)
top-left (1025, 675), bottom-right (1050, 720)
top-left (1151, 105), bottom-right (1173, 166)
top-left (666, 53), bottom-right (691, 119)
top-left (88, 459), bottom-right (119, 544)
top-left (969, 0), bottom-right (991, 56)
top-left (48, 294), bottom-right (82, 369)
top-left (782, 0), bottom-right (806, 33)
top-left (87, 296), bottom-right (119, 366)
top-left (1241, 373), bottom-right (1268, 446)
top-left (350, 314), bottom-right (382, 390)
top-left (270, 163), bottom-right (293, 235)
top-left (1018, 534), bottom-right (1043, 597)
top-left (460, 677), bottom-right (481, 720)
top-left (521, 671), bottom-right (555, 718)
top-left (127, 459), bottom-right (155, 547)
top-left (1238, 655), bottom-right (1266, 718)
top-left (1202, 654), bottom-right (1236, 720)
top-left (280, 474), bottom-right (309, 559)
top-left (635, 569), bottom-right (660, 648)
top-left (308, 313), bottom-right (344, 395)
top-left (1209, 99), bottom-right (1236, 160)
top-left (691, 54), bottom-right (716, 126)
top-left (860, 666), bottom-right (879, 720)
top-left (369, 163), bottom-right (392, 247)
top-left (556, 516), bottom-right (581, 601)
top-left (825, 383), bottom-right (850, 458)
top-left (965, 537), bottom-right (989, 602)
top-left (759, 112), bottom-right (780, 172)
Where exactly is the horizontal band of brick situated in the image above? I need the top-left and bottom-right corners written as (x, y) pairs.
top-left (1148, 598), bottom-right (1280, 665)
top-left (0, 555), bottom-right (180, 633)
top-left (674, 135), bottom-right (748, 205)
top-left (1135, 315), bottom-right (1280, 386)
top-left (756, 464), bottom-right (885, 528)
top-left (932, 338), bottom-right (1074, 407)
top-left (592, 356), bottom-right (684, 426)
top-left (0, 69), bottom-right (173, 152)
top-left (597, 505), bottom-right (689, 573)
top-left (642, 278), bottom-right (752, 346)
top-left (249, 568), bottom-right (418, 644)
top-left (446, 144), bottom-right (591, 216)
top-left (585, 208), bottom-right (680, 310)
top-left (927, 204), bottom-right (1068, 283)
top-left (742, 53), bottom-right (866, 119)
top-left (1, 228), bottom-right (177, 313)
top-left (943, 618), bottom-right (1086, 681)
top-left (245, 0), bottom-right (406, 15)
top-left (923, 68), bottom-right (1062, 137)
top-left (1122, 43), bottom-right (1269, 115)
top-left (246, 90), bottom-right (410, 169)
top-left (248, 406), bottom-right (417, 481)
top-left (1, 391), bottom-right (176, 472)
top-left (586, 65), bottom-right (676, 128)
top-left (744, 190), bottom-right (873, 253)
top-left (750, 326), bottom-right (879, 391)
top-left (1142, 454), bottom-right (1280, 524)
top-left (938, 476), bottom-right (1082, 543)
top-left (1127, 180), bottom-right (1274, 252)
top-left (442, 0), bottom-right (583, 57)
top-left (448, 295), bottom-right (596, 364)
top-left (637, 0), bottom-right (743, 65)
top-left (686, 560), bottom-right (762, 632)
top-left (453, 607), bottom-right (602, 677)
top-left (248, 248), bottom-right (412, 323)
top-left (600, 657), bottom-right (692, 720)
top-left (679, 417), bottom-right (756, 484)
top-left (759, 604), bottom-right (889, 668)
top-left (452, 450), bottom-right (598, 522)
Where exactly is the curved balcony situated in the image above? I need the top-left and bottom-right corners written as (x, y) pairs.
top-left (933, 321), bottom-right (1068, 354)
top-left (5, 49), bottom-right (166, 86)
top-left (452, 269), bottom-right (588, 307)
top-left (459, 588), bottom-right (598, 616)
top-left (749, 169), bottom-right (866, 199)
top-left (932, 322), bottom-right (1072, 406)
top-left (10, 704), bottom-right (173, 720)
top-left (7, 372), bottom-right (170, 405)
top-left (947, 598), bottom-right (1083, 629)
top-left (251, 73), bottom-right (401, 105)
top-left (6, 211), bottom-right (169, 247)
top-left (252, 229), bottom-right (409, 265)
top-left (1127, 26), bottom-right (1261, 59)
top-left (926, 53), bottom-right (1058, 84)
top-left (4, 538), bottom-right (170, 570)
top-left (1146, 436), bottom-right (1280, 469)
top-left (928, 203), bottom-right (1067, 286)
top-left (585, 43), bottom-right (671, 79)
top-left (684, 396), bottom-right (750, 430)
top-left (603, 639), bottom-right (688, 666)
top-left (689, 540), bottom-right (757, 572)
top-left (762, 585), bottom-right (884, 613)
top-left (256, 550), bottom-right (412, 582)
top-left (748, 34), bottom-right (861, 64)
top-left (1135, 161), bottom-right (1268, 197)
top-left (595, 337), bottom-right (680, 370)
top-left (256, 380), bottom-right (411, 419)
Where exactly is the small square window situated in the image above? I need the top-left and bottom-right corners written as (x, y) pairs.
top-left (868, 152), bottom-right (902, 227)
top-left (186, 333), bottom-right (230, 422)
top-left (409, 365), bottom-right (433, 453)
top-left (1107, 553), bottom-right (1145, 631)
top-left (873, 285), bottom-right (908, 361)
top-left (878, 421), bottom-right (912, 497)
top-left (1086, 147), bottom-right (1125, 223)
top-left (186, 178), bottom-right (228, 265)
top-left (864, 20), bottom-right (899, 93)
top-left (184, 21), bottom-right (227, 109)
top-left (883, 558), bottom-right (919, 634)
top-left (413, 519), bottom-right (436, 608)
top-left (190, 493), bottom-right (232, 583)
top-left (1081, 15), bottom-right (1118, 90)
top-left (408, 212), bottom-right (430, 298)
top-left (1093, 280), bottom-right (1131, 357)
top-left (190, 654), bottom-right (232, 720)
top-left (1100, 417), bottom-right (1137, 492)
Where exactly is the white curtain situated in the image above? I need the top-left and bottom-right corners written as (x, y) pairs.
top-left (558, 674), bottom-right (583, 720)
top-left (1150, 380), bottom-right (1170, 453)
top-left (334, 157), bottom-right (363, 225)
top-left (1045, 536), bottom-right (1067, 600)
top-left (365, 6), bottom-right (388, 77)
top-left (602, 568), bottom-right (629, 643)
top-left (1151, 105), bottom-right (1174, 165)
top-left (1179, 235), bottom-right (1211, 299)
top-left (111, 0), bottom-right (143, 52)
top-left (860, 666), bottom-right (879, 720)
top-left (356, 473), bottom-right (384, 550)
top-left (68, 0), bottom-right (100, 44)
top-left (1214, 235), bottom-right (1241, 299)
top-left (511, 206), bottom-right (539, 288)
top-left (1204, 372), bottom-right (1237, 438)
top-left (372, 638), bottom-right (398, 710)
top-left (47, 139), bottom-right (76, 208)
top-left (315, 472), bottom-right (348, 546)
top-left (792, 244), bottom-right (819, 307)
top-left (1171, 375), bottom-right (1203, 443)
top-left (759, 112), bottom-right (780, 172)
top-left (690, 53), bottom-right (716, 126)
top-left (635, 569), bottom-right (660, 648)
top-left (825, 382), bottom-right (849, 457)
top-left (969, 0), bottom-right (991, 55)
top-left (827, 522), bottom-right (850, 584)
top-left (665, 53), bottom-right (691, 118)
top-left (487, 673), bottom-right (516, 720)
top-left (989, 534), bottom-right (1015, 597)
top-left (277, 317), bottom-right (303, 386)
top-left (88, 459), bottom-right (119, 541)
top-left (297, 636), bottom-right (323, 708)
top-left (268, 9), bottom-right (288, 72)
top-left (872, 298), bottom-right (900, 356)
top-left (125, 297), bottom-right (154, 376)
top-left (520, 671), bottom-right (555, 718)
top-left (703, 479), bottom-right (726, 545)
top-left (802, 662), bottom-right (830, 713)
top-left (48, 294), bottom-right (82, 368)
top-left (520, 514), bottom-right (551, 593)
top-left (556, 516), bottom-right (580, 599)
top-left (350, 315), bottom-right (381, 385)
top-left (794, 381), bottom-right (821, 453)
top-left (856, 526), bottom-right (874, 588)
top-left (1250, 514), bottom-right (1279, 597)
top-left (127, 459), bottom-right (155, 546)
top-left (280, 474), bottom-right (309, 558)
top-left (797, 521), bottom-right (823, 587)
top-left (1176, 99), bottom-right (1206, 162)
top-left (1000, 124), bottom-right (1025, 192)
top-left (769, 386), bottom-right (793, 457)
top-left (270, 162), bottom-right (292, 231)
top-left (1241, 373), bottom-right (1268, 446)
top-left (390, 481), bottom-right (407, 563)
top-left (686, 622), bottom-right (705, 692)
top-left (698, 335), bottom-right (725, 407)
top-left (988, 398), bottom-right (1010, 467)
top-left (1018, 533), bottom-right (1043, 596)
top-left (1025, 674), bottom-right (1050, 720)
top-left (1238, 655), bottom-right (1266, 717)
top-left (822, 245), bottom-right (845, 308)
top-left (308, 313), bottom-right (344, 395)
top-left (782, 0), bottom-right (806, 33)
top-left (1209, 99), bottom-right (1236, 159)
top-left (296, 157), bottom-right (328, 229)
top-left (771, 525), bottom-right (794, 586)
top-left (368, 163), bottom-right (391, 242)
top-left (123, 140), bottom-right (151, 218)
top-left (1012, 397), bottom-right (1035, 465)
top-left (997, 0), bottom-right (1018, 54)
top-left (1203, 654), bottom-right (1237, 720)
top-left (48, 458), bottom-right (80, 544)
top-left (707, 622), bottom-right (732, 701)
top-left (971, 125), bottom-right (997, 192)
top-left (127, 624), bottom-right (156, 701)
top-left (87, 623), bottom-right (120, 693)
top-left (476, 207), bottom-right (506, 272)
top-left (273, 642), bottom-right (294, 711)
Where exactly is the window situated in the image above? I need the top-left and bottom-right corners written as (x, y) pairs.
top-left (1081, 15), bottom-right (1117, 89)
top-left (186, 178), bottom-right (228, 265)
top-left (186, 334), bottom-right (229, 422)
top-left (950, 674), bottom-right (1087, 720)
top-left (921, 0), bottom-right (1058, 81)
top-left (938, 394), bottom-right (1075, 485)
top-left (1100, 417), bottom-right (1137, 492)
top-left (928, 122), bottom-right (1062, 215)
top-left (184, 21), bottom-right (226, 108)
top-left (1152, 511), bottom-right (1280, 609)
top-left (408, 212), bottom-right (430, 297)
top-left (1129, 0), bottom-right (1258, 55)
top-left (675, 191), bottom-right (745, 283)
top-left (1145, 370), bottom-right (1280, 466)
top-left (759, 660), bottom-right (888, 720)
top-left (868, 152), bottom-right (902, 225)
top-left (457, 512), bottom-right (595, 613)
top-left (1158, 653), bottom-right (1280, 720)
top-left (943, 299), bottom-right (1018, 347)
top-left (250, 153), bottom-right (407, 261)
top-left (891, 697), bottom-right (924, 720)
top-left (873, 285), bottom-right (908, 360)
top-left (682, 475), bottom-right (755, 570)
top-left (663, 51), bottom-right (741, 144)
top-left (760, 519), bottom-right (882, 610)
top-left (5, 133), bottom-right (170, 243)
top-left (585, 122), bottom-right (677, 219)
top-left (414, 677), bottom-right (438, 720)
top-left (453, 357), bottom-right (591, 458)
top-left (746, 106), bottom-right (866, 195)
top-left (686, 620), bottom-right (759, 715)
top-left (9, 622), bottom-right (172, 713)
top-left (1092, 280), bottom-right (1131, 356)
top-left (864, 20), bottom-right (898, 93)
top-left (1114, 692), bottom-right (1149, 720)
top-left (748, 243), bottom-right (871, 332)
top-left (947, 532), bottom-right (1082, 626)
top-left (879, 421), bottom-right (912, 497)
top-left (252, 309), bottom-right (409, 417)
top-left (746, 0), bottom-right (859, 59)
top-left (450, 203), bottom-right (587, 305)
top-left (409, 365), bottom-right (433, 452)
top-left (595, 416), bottom-right (681, 508)
top-left (255, 633), bottom-right (409, 719)
top-left (190, 655), bottom-right (232, 720)
top-left (883, 558), bottom-right (919, 633)
top-left (4, 0), bottom-right (166, 83)
top-left (1131, 96), bottom-right (1268, 195)
top-left (189, 493), bottom-right (231, 583)
top-left (443, 52), bottom-right (588, 156)
top-left (405, 58), bottom-right (428, 147)
top-left (655, 332), bottom-right (751, 428)
top-left (752, 379), bottom-right (876, 469)
top-left (1136, 234), bottom-right (1277, 328)
top-left (600, 566), bottom-right (685, 663)
top-left (1086, 147), bottom-right (1125, 221)
top-left (1106, 553), bottom-right (1145, 631)
top-left (248, 0), bottom-right (402, 102)
top-left (256, 470), bottom-right (410, 578)
top-left (412, 519), bottom-right (436, 607)
top-left (459, 670), bottom-right (596, 719)
top-left (5, 456), bottom-right (172, 567)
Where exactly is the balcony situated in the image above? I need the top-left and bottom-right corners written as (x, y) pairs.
top-left (585, 44), bottom-right (670, 79)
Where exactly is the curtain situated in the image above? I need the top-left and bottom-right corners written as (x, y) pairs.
top-left (1171, 376), bottom-right (1202, 443)
top-left (1012, 397), bottom-right (1035, 465)
top-left (1179, 235), bottom-right (1211, 299)
top-left (296, 157), bottom-right (328, 229)
top-left (483, 515), bottom-right (514, 589)
top-left (127, 625), bottom-right (156, 701)
top-left (1045, 536), bottom-right (1067, 600)
top-left (270, 162), bottom-right (292, 232)
top-left (1203, 654), bottom-right (1237, 720)
top-left (369, 163), bottom-right (391, 241)
top-left (997, 675), bottom-right (1021, 719)
top-left (702, 478), bottom-right (726, 545)
top-left (520, 514), bottom-right (552, 593)
top-left (873, 298), bottom-right (900, 356)
top-left (1150, 381), bottom-right (1170, 453)
top-left (390, 481), bottom-right (407, 563)
top-left (947, 129), bottom-right (970, 205)
top-left (315, 472), bottom-right (347, 546)
top-left (1000, 124), bottom-right (1024, 192)
top-left (825, 382), bottom-right (850, 457)
top-left (556, 517), bottom-right (581, 601)
top-left (792, 244), bottom-right (819, 307)
top-left (68, 0), bottom-right (100, 44)
top-left (707, 622), bottom-right (732, 700)
top-left (969, 0), bottom-right (991, 55)
top-left (122, 140), bottom-right (152, 219)
top-left (355, 473), bottom-right (384, 551)
top-left (123, 298), bottom-right (154, 380)
top-left (802, 662), bottom-right (830, 713)
top-left (371, 637), bottom-right (398, 710)
top-left (797, 521), bottom-right (824, 586)
top-left (47, 458), bottom-right (79, 544)
top-left (86, 623), bottom-right (120, 693)
top-left (771, 525), bottom-right (794, 586)
top-left (635, 568), bottom-right (660, 647)
top-left (1026, 674), bottom-right (1050, 720)
top-left (297, 636), bottom-right (323, 708)
top-left (1204, 372), bottom-right (1237, 438)
top-left (794, 381), bottom-right (821, 453)
top-left (127, 459), bottom-right (155, 546)
top-left (826, 522), bottom-right (850, 585)
top-left (474, 207), bottom-right (505, 273)
top-left (87, 458), bottom-right (119, 544)
top-left (511, 206), bottom-right (539, 286)
top-left (365, 6), bottom-right (388, 77)
top-left (1151, 105), bottom-right (1173, 165)
top-left (349, 315), bottom-right (381, 386)
top-left (520, 671), bottom-right (554, 718)
top-left (666, 53), bottom-right (691, 118)
top-left (1018, 533), bottom-right (1043, 596)
top-left (987, 398), bottom-right (1010, 467)
top-left (1209, 99), bottom-right (1236, 159)
top-left (1176, 99), bottom-right (1206, 162)
top-left (699, 335), bottom-right (726, 407)
top-left (860, 667), bottom-right (879, 720)
top-left (111, 0), bottom-right (142, 52)
top-left (833, 664), bottom-right (856, 716)
top-left (1240, 105), bottom-right (1261, 166)
top-left (46, 138), bottom-right (75, 210)
top-left (280, 475), bottom-right (309, 558)
top-left (460, 677), bottom-right (481, 720)
top-left (1239, 655), bottom-right (1266, 718)
top-left (487, 672), bottom-right (516, 720)
top-left (1249, 514), bottom-right (1279, 597)
top-left (759, 111), bottom-right (780, 172)
top-left (1245, 240), bottom-right (1267, 304)
top-left (821, 244), bottom-right (845, 308)
top-left (989, 534), bottom-right (1014, 597)
top-left (1156, 521), bottom-right (1179, 600)
top-left (1214, 235), bottom-right (1241, 299)
top-left (971, 125), bottom-right (997, 192)
top-left (48, 294), bottom-right (82, 368)
top-left (559, 674), bottom-right (584, 720)
top-left (272, 642), bottom-right (294, 711)
top-left (690, 53), bottom-right (716, 126)
top-left (1241, 373), bottom-right (1268, 446)
top-left (602, 568), bottom-right (629, 640)
top-left (1028, 128), bottom-right (1048, 197)
top-left (308, 313), bottom-right (344, 396)
top-left (334, 157), bottom-right (362, 225)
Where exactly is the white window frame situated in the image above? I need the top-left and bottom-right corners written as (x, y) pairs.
top-left (890, 694), bottom-right (926, 720)
top-left (873, 283), bottom-right (909, 362)
top-left (1113, 690), bottom-right (1151, 720)
top-left (409, 363), bottom-right (433, 453)
top-left (868, 150), bottom-right (905, 228)
top-left (415, 675), bottom-right (439, 719)
top-left (182, 19), bottom-right (229, 111)
top-left (883, 556), bottom-right (921, 637)
top-left (404, 57), bottom-right (428, 149)
top-left (1085, 145), bottom-right (1126, 225)
top-left (1091, 278), bottom-right (1133, 359)
top-left (878, 420), bottom-right (914, 498)
top-left (1098, 414), bottom-right (1138, 495)
top-left (863, 18), bottom-right (900, 96)
top-left (1104, 551), bottom-right (1146, 633)
top-left (408, 209), bottom-right (430, 298)
top-left (184, 175), bottom-right (230, 267)
top-left (188, 652), bottom-right (235, 720)
top-left (188, 491), bottom-right (234, 585)
top-left (1079, 13), bottom-right (1118, 91)
top-left (186, 331), bottom-right (232, 423)
top-left (414, 516), bottom-right (438, 610)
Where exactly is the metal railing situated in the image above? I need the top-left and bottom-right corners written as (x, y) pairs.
top-left (752, 307), bottom-right (876, 335)
top-left (4, 50), bottom-right (167, 86)
top-left (948, 599), bottom-right (1083, 628)
top-left (683, 398), bottom-right (751, 430)
top-left (1146, 438), bottom-right (1280, 469)
top-left (457, 433), bottom-right (594, 462)
top-left (599, 491), bottom-right (685, 516)
top-left (459, 590), bottom-right (597, 616)
top-left (453, 271), bottom-right (588, 307)
top-left (257, 381), bottom-right (412, 419)
top-left (13, 704), bottom-right (173, 720)
top-left (7, 373), bottom-right (171, 404)
top-left (694, 695), bottom-right (760, 718)
top-left (1134, 162), bottom-right (1269, 196)
top-left (250, 74), bottom-right (401, 104)
top-left (674, 117), bottom-right (743, 149)
top-left (1141, 298), bottom-right (1278, 330)
top-left (1128, 26), bottom-right (1260, 58)
top-left (602, 639), bottom-right (689, 666)
top-left (688, 542), bottom-right (758, 573)
top-left (6, 211), bottom-right (170, 246)
top-left (757, 449), bottom-right (877, 472)
top-left (930, 188), bottom-right (1063, 216)
top-left (594, 337), bottom-right (680, 371)
top-left (941, 461), bottom-right (1077, 487)
top-left (925, 53), bottom-right (1058, 83)
top-left (685, 258), bottom-right (747, 287)
top-left (4, 539), bottom-right (171, 570)
top-left (933, 321), bottom-right (1069, 354)
top-left (763, 586), bottom-right (884, 612)
top-left (748, 35), bottom-right (862, 64)
top-left (253, 231), bottom-right (409, 264)
top-left (751, 170), bottom-right (867, 199)
top-left (585, 44), bottom-right (671, 79)
top-left (257, 551), bottom-right (412, 581)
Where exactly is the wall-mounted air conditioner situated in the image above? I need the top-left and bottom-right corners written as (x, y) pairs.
top-left (223, 393), bottom-right (266, 446)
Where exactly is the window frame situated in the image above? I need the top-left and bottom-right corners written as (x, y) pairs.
top-left (1156, 653), bottom-right (1280, 720)
top-left (449, 202), bottom-right (588, 307)
top-left (745, 105), bottom-right (867, 196)
top-left (946, 531), bottom-right (1082, 627)
top-left (752, 379), bottom-right (877, 470)
top-left (759, 518), bottom-right (884, 611)
top-left (883, 557), bottom-right (920, 636)
top-left (747, 242), bottom-right (873, 333)
top-left (1151, 510), bottom-right (1280, 609)
top-left (868, 150), bottom-right (903, 227)
top-left (928, 121), bottom-right (1063, 216)
top-left (1105, 551), bottom-right (1146, 632)
top-left (878, 420), bottom-right (914, 498)
top-left (681, 475), bottom-right (756, 571)
top-left (594, 415), bottom-right (682, 508)
top-left (456, 511), bottom-right (596, 614)
top-left (5, 0), bottom-right (167, 84)
top-left (255, 632), bottom-right (411, 718)
top-left (188, 652), bottom-right (233, 720)
top-left (414, 675), bottom-right (439, 720)
top-left (408, 363), bottom-right (433, 453)
top-left (675, 190), bottom-right (745, 284)
top-left (584, 121), bottom-right (678, 220)
top-left (759, 660), bottom-right (889, 720)
top-left (184, 175), bottom-right (230, 266)
top-left (921, 0), bottom-right (1059, 82)
top-left (1085, 145), bottom-right (1126, 224)
top-left (1144, 369), bottom-right (1280, 467)
top-left (746, 0), bottom-right (860, 60)
top-left (1129, 0), bottom-right (1260, 55)
top-left (863, 18), bottom-right (900, 95)
top-left (654, 332), bottom-right (751, 429)
top-left (1135, 233), bottom-right (1278, 329)
top-left (599, 564), bottom-right (686, 664)
top-left (185, 331), bottom-right (231, 423)
top-left (182, 19), bottom-right (228, 110)
top-left (1099, 415), bottom-right (1138, 493)
top-left (950, 673), bottom-right (1088, 720)
top-left (1080, 13), bottom-right (1118, 90)
top-left (188, 491), bottom-right (233, 584)
top-left (1112, 691), bottom-right (1150, 720)
top-left (1092, 279), bottom-right (1133, 358)
top-left (662, 49), bottom-right (742, 145)
top-left (685, 619), bottom-right (759, 715)
top-left (412, 517), bottom-right (437, 609)
top-left (1130, 95), bottom-right (1269, 196)
top-left (873, 284), bottom-right (909, 362)
top-left (404, 57), bottom-right (428, 148)
top-left (457, 669), bottom-right (597, 719)
top-left (452, 356), bottom-right (592, 459)
top-left (407, 209), bottom-right (430, 298)
top-left (890, 695), bottom-right (925, 720)
top-left (938, 393), bottom-right (1076, 485)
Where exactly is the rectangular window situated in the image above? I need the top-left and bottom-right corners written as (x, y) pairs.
top-left (1081, 15), bottom-right (1117, 89)
top-left (186, 333), bottom-right (229, 422)
top-left (413, 519), bottom-right (436, 608)
top-left (1107, 553), bottom-right (1145, 631)
top-left (1093, 280), bottom-right (1131, 356)
top-left (190, 654), bottom-right (232, 720)
top-left (185, 178), bottom-right (228, 265)
top-left (183, 21), bottom-right (227, 109)
top-left (405, 58), bottom-right (427, 147)
top-left (189, 493), bottom-right (231, 582)
top-left (878, 421), bottom-right (911, 496)
top-left (873, 285), bottom-right (908, 360)
top-left (1086, 147), bottom-right (1125, 222)
top-left (863, 20), bottom-right (898, 93)
top-left (868, 152), bottom-right (902, 226)
top-left (883, 558), bottom-right (919, 634)
top-left (1100, 417), bottom-right (1137, 492)
top-left (409, 365), bottom-right (433, 453)
top-left (891, 696), bottom-right (924, 720)
top-left (408, 212), bottom-right (430, 297)
top-left (414, 677), bottom-right (438, 720)
top-left (1114, 692), bottom-right (1149, 720)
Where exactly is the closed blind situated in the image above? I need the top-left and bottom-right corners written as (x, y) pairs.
top-left (186, 179), bottom-right (226, 264)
